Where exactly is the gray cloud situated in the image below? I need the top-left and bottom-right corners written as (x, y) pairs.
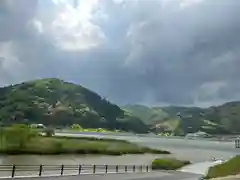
top-left (1, 0), bottom-right (240, 107)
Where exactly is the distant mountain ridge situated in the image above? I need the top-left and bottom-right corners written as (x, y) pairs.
top-left (1, 78), bottom-right (239, 134)
top-left (123, 102), bottom-right (240, 135)
top-left (0, 78), bottom-right (149, 133)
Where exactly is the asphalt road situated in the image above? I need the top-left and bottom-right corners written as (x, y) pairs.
top-left (1, 171), bottom-right (203, 180)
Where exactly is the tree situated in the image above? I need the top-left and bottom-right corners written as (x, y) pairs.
top-left (3, 124), bottom-right (37, 149)
top-left (71, 124), bottom-right (82, 130)
top-left (44, 128), bottom-right (55, 137)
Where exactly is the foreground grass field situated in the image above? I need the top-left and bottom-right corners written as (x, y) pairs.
top-left (0, 135), bottom-right (170, 155)
top-left (206, 156), bottom-right (240, 179)
top-left (0, 124), bottom-right (170, 155)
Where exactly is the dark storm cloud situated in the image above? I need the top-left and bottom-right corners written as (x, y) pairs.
top-left (0, 0), bottom-right (38, 41)
top-left (1, 0), bottom-right (240, 106)
top-left (96, 0), bottom-right (240, 106)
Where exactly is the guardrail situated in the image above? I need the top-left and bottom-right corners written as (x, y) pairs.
top-left (0, 164), bottom-right (150, 178)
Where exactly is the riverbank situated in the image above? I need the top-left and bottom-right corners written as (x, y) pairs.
top-left (0, 136), bottom-right (170, 155)
top-left (206, 156), bottom-right (240, 179)
top-left (211, 174), bottom-right (240, 180)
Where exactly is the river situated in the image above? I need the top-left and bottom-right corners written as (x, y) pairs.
top-left (0, 132), bottom-right (238, 165)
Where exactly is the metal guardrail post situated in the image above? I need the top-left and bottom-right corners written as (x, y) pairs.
top-left (60, 164), bottom-right (64, 175)
top-left (78, 164), bottom-right (82, 175)
top-left (93, 164), bottom-right (96, 173)
top-left (11, 165), bottom-right (16, 178)
top-left (0, 163), bottom-right (150, 178)
top-left (39, 164), bottom-right (43, 176)
top-left (105, 165), bottom-right (108, 173)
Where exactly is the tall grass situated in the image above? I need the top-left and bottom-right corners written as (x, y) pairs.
top-left (0, 136), bottom-right (170, 155)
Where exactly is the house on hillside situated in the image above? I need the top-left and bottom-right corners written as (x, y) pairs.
top-left (185, 131), bottom-right (211, 139)
top-left (30, 124), bottom-right (46, 129)
top-left (151, 124), bottom-right (173, 134)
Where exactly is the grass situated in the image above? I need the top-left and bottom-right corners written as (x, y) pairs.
top-left (205, 156), bottom-right (240, 179)
top-left (151, 158), bottom-right (190, 170)
top-left (0, 136), bottom-right (170, 155)
top-left (69, 128), bottom-right (121, 133)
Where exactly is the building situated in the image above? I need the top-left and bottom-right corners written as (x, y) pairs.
top-left (186, 131), bottom-right (211, 139)
top-left (30, 124), bottom-right (46, 129)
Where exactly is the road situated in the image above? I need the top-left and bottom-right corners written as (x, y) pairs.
top-left (0, 171), bottom-right (203, 180)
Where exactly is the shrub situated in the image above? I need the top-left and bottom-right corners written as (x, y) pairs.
top-left (70, 124), bottom-right (82, 130)
top-left (44, 128), bottom-right (55, 137)
top-left (152, 158), bottom-right (190, 170)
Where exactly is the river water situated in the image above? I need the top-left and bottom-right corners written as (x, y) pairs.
top-left (0, 132), bottom-right (238, 165)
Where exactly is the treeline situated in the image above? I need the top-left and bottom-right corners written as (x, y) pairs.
top-left (124, 102), bottom-right (240, 135)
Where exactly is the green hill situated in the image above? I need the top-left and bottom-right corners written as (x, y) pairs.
top-left (123, 105), bottom-right (181, 133)
top-left (122, 105), bottom-right (169, 125)
top-left (0, 78), bottom-right (148, 133)
top-left (204, 102), bottom-right (240, 134)
top-left (123, 103), bottom-right (240, 135)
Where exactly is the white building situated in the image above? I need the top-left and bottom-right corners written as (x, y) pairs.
top-left (186, 131), bottom-right (211, 139)
top-left (30, 124), bottom-right (46, 129)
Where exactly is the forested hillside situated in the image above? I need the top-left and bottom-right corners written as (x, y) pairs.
top-left (0, 78), bottom-right (148, 133)
top-left (124, 103), bottom-right (240, 135)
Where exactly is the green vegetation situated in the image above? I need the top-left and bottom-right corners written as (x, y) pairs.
top-left (0, 78), bottom-right (148, 133)
top-left (122, 105), bottom-right (169, 125)
top-left (43, 128), bottom-right (55, 137)
top-left (69, 124), bottom-right (120, 133)
top-left (123, 103), bottom-right (240, 135)
top-left (151, 158), bottom-right (190, 170)
top-left (1, 78), bottom-right (239, 135)
top-left (70, 124), bottom-right (83, 130)
top-left (205, 156), bottom-right (240, 179)
top-left (2, 124), bottom-right (38, 149)
top-left (0, 124), bottom-right (170, 155)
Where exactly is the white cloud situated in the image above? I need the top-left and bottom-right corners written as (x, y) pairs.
top-left (52, 0), bottom-right (68, 5)
top-left (180, 0), bottom-right (204, 8)
top-left (0, 42), bottom-right (27, 85)
top-left (28, 19), bottom-right (44, 34)
top-left (0, 42), bottom-right (20, 70)
top-left (43, 0), bottom-right (105, 51)
top-left (1, 0), bottom-right (240, 106)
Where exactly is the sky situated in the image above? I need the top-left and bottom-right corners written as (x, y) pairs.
top-left (0, 0), bottom-right (240, 107)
